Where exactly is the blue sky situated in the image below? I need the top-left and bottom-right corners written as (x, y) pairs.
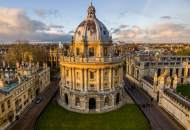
top-left (0, 0), bottom-right (190, 42)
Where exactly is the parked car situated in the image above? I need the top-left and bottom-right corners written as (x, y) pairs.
top-left (35, 96), bottom-right (43, 104)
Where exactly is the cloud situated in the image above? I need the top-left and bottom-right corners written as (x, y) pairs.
top-left (112, 25), bottom-right (142, 40)
top-left (34, 9), bottom-right (59, 18)
top-left (0, 8), bottom-right (71, 42)
top-left (112, 22), bottom-right (190, 43)
top-left (160, 16), bottom-right (172, 20)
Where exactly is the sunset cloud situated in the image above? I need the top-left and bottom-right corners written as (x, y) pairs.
top-left (0, 8), bottom-right (71, 42)
top-left (112, 22), bottom-right (190, 43)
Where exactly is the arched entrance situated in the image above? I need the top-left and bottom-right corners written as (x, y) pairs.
top-left (89, 98), bottom-right (96, 110)
top-left (64, 94), bottom-right (69, 105)
top-left (116, 93), bottom-right (120, 105)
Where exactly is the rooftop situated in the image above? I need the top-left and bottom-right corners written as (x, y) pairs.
top-left (0, 77), bottom-right (27, 94)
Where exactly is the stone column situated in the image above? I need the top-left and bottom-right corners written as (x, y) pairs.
top-left (70, 68), bottom-right (73, 90)
top-left (82, 69), bottom-right (84, 91)
top-left (73, 68), bottom-right (76, 90)
top-left (120, 66), bottom-right (123, 87)
top-left (112, 67), bottom-right (115, 91)
top-left (109, 67), bottom-right (112, 90)
top-left (96, 97), bottom-right (101, 112)
top-left (72, 68), bottom-right (75, 90)
top-left (112, 94), bottom-right (115, 107)
top-left (84, 69), bottom-right (88, 91)
top-left (97, 69), bottom-right (100, 91)
top-left (101, 68), bottom-right (104, 91)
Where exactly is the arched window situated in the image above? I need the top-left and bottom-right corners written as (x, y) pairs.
top-left (116, 93), bottom-right (120, 105)
top-left (90, 71), bottom-right (95, 79)
top-left (76, 48), bottom-right (80, 56)
top-left (64, 94), bottom-right (69, 105)
top-left (104, 97), bottom-right (110, 106)
top-left (89, 47), bottom-right (95, 57)
top-left (75, 97), bottom-right (80, 107)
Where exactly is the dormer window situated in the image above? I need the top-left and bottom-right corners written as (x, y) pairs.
top-left (103, 31), bottom-right (106, 35)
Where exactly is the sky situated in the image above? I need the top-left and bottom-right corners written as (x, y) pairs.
top-left (0, 0), bottom-right (190, 43)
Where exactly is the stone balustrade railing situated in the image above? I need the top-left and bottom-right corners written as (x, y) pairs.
top-left (60, 56), bottom-right (123, 63)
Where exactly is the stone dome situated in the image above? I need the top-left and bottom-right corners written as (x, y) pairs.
top-left (73, 3), bottom-right (111, 43)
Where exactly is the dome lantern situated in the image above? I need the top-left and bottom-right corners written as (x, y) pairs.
top-left (87, 2), bottom-right (96, 18)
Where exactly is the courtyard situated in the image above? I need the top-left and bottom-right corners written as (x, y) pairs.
top-left (177, 84), bottom-right (190, 99)
top-left (35, 103), bottom-right (150, 130)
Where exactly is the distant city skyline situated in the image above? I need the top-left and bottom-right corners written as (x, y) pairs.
top-left (0, 0), bottom-right (190, 42)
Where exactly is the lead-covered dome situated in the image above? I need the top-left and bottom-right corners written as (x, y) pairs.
top-left (73, 3), bottom-right (111, 43)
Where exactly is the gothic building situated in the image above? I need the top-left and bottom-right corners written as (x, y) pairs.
top-left (58, 3), bottom-right (124, 113)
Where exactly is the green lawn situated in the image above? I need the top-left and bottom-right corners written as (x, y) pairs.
top-left (36, 103), bottom-right (150, 130)
top-left (177, 85), bottom-right (190, 99)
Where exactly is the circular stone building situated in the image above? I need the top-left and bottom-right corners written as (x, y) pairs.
top-left (58, 3), bottom-right (124, 113)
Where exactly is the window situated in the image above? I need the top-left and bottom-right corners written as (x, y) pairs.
top-left (104, 47), bottom-right (108, 56)
top-left (157, 68), bottom-right (161, 76)
top-left (66, 81), bottom-right (70, 85)
top-left (75, 97), bottom-right (80, 106)
top-left (104, 70), bottom-right (108, 76)
top-left (76, 72), bottom-right (80, 79)
top-left (66, 70), bottom-right (69, 77)
top-left (103, 31), bottom-right (107, 35)
top-left (90, 84), bottom-right (95, 88)
top-left (181, 78), bottom-right (184, 83)
top-left (76, 83), bottom-right (80, 88)
top-left (1, 104), bottom-right (5, 113)
top-left (76, 48), bottom-right (80, 56)
top-left (115, 69), bottom-right (118, 76)
top-left (176, 68), bottom-right (179, 76)
top-left (7, 100), bottom-right (11, 108)
top-left (90, 72), bottom-right (94, 79)
top-left (89, 48), bottom-right (95, 57)
top-left (182, 68), bottom-right (185, 76)
top-left (170, 68), bottom-right (173, 77)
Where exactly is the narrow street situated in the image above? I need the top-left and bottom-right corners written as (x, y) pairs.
top-left (7, 79), bottom-right (59, 130)
top-left (124, 79), bottom-right (184, 130)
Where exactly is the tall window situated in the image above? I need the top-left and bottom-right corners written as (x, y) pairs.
top-left (188, 68), bottom-right (190, 76)
top-left (1, 104), bottom-right (5, 113)
top-left (176, 68), bottom-right (179, 76)
top-left (66, 70), bottom-right (69, 77)
top-left (182, 68), bottom-right (185, 76)
top-left (76, 72), bottom-right (80, 79)
top-left (157, 68), bottom-right (161, 76)
top-left (89, 48), bottom-right (95, 57)
top-left (115, 69), bottom-right (118, 76)
top-left (76, 48), bottom-right (80, 56)
top-left (7, 100), bottom-right (10, 108)
top-left (90, 71), bottom-right (95, 79)
top-left (104, 47), bottom-right (108, 56)
top-left (170, 68), bottom-right (173, 77)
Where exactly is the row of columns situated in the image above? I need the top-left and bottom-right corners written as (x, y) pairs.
top-left (61, 66), bottom-right (123, 91)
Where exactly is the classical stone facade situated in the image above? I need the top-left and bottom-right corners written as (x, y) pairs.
top-left (125, 49), bottom-right (190, 129)
top-left (159, 89), bottom-right (190, 130)
top-left (0, 62), bottom-right (50, 130)
top-left (58, 3), bottom-right (124, 113)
